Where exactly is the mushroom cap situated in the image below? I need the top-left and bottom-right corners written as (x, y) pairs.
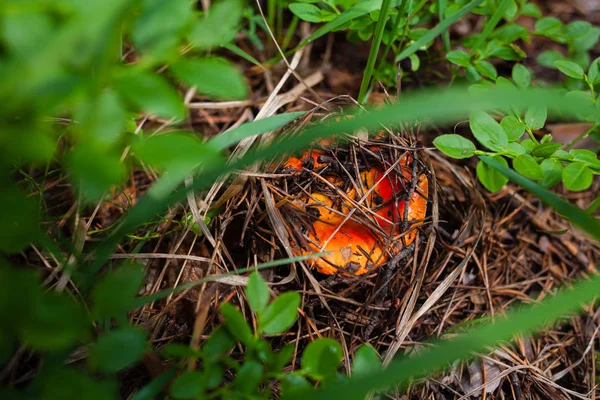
top-left (280, 141), bottom-right (428, 276)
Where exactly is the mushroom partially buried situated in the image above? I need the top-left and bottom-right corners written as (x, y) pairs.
top-left (271, 130), bottom-right (429, 276)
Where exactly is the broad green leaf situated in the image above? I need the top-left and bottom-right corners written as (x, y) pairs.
top-left (513, 154), bottom-right (543, 180)
top-left (132, 0), bottom-right (193, 56)
top-left (475, 60), bottom-right (497, 80)
top-left (189, 0), bottom-right (243, 50)
top-left (352, 345), bottom-right (381, 377)
top-left (469, 110), bottom-right (508, 151)
top-left (524, 106), bottom-right (547, 130)
top-left (281, 373), bottom-right (312, 395)
top-left (88, 327), bottom-right (147, 373)
top-left (91, 264), bottom-right (144, 318)
top-left (0, 188), bottom-right (40, 252)
top-left (433, 134), bottom-right (476, 159)
top-left (233, 360), bottom-right (263, 393)
top-left (171, 371), bottom-right (205, 399)
top-left (115, 71), bottom-right (185, 119)
top-left (512, 64), bottom-right (531, 88)
top-left (301, 338), bottom-right (343, 380)
top-left (170, 57), bottom-right (248, 100)
top-left (447, 50), bottom-right (471, 67)
top-left (565, 21), bottom-right (592, 40)
top-left (531, 142), bottom-right (561, 157)
top-left (554, 60), bottom-right (585, 79)
top-left (500, 115), bottom-right (524, 141)
top-left (289, 3), bottom-right (324, 23)
top-left (562, 162), bottom-right (593, 191)
top-left (66, 145), bottom-right (124, 201)
top-left (220, 303), bottom-right (253, 345)
top-left (259, 292), bottom-right (300, 334)
top-left (572, 27), bottom-right (600, 53)
top-left (476, 156), bottom-right (509, 192)
top-left (246, 271), bottom-right (270, 315)
top-left (540, 158), bottom-right (563, 188)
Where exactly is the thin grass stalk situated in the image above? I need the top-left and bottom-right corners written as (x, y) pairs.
top-left (377, 0), bottom-right (407, 71)
top-left (438, 0), bottom-right (450, 52)
top-left (358, 0), bottom-right (394, 103)
top-left (469, 0), bottom-right (511, 54)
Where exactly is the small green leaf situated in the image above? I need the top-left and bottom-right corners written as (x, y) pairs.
top-left (281, 373), bottom-right (312, 395)
top-left (246, 272), bottom-right (270, 315)
top-left (220, 303), bottom-right (253, 345)
top-left (273, 343), bottom-right (296, 372)
top-left (115, 71), bottom-right (185, 119)
top-left (570, 149), bottom-right (600, 164)
top-left (535, 17), bottom-right (563, 37)
top-left (203, 327), bottom-right (235, 362)
top-left (506, 142), bottom-right (526, 155)
top-left (433, 134), bottom-right (476, 159)
top-left (500, 115), bottom-right (524, 141)
top-left (563, 162), bottom-right (593, 191)
top-left (469, 111), bottom-right (508, 151)
top-left (524, 106), bottom-right (547, 130)
top-left (540, 158), bottom-right (563, 188)
top-left (477, 156), bottom-right (509, 192)
top-left (475, 60), bottom-right (497, 80)
top-left (233, 360), bottom-right (263, 393)
top-left (92, 264), bottom-right (144, 318)
top-left (588, 57), bottom-right (600, 84)
top-left (301, 338), bottom-right (343, 380)
top-left (189, 0), bottom-right (243, 50)
top-left (572, 27), bottom-right (600, 53)
top-left (0, 188), bottom-right (40, 252)
top-left (554, 60), bottom-right (585, 79)
top-left (531, 142), bottom-right (562, 157)
top-left (66, 145), bottom-right (124, 201)
top-left (512, 64), bottom-right (531, 88)
top-left (537, 50), bottom-right (565, 68)
top-left (352, 345), bottom-right (381, 377)
top-left (565, 21), bottom-right (592, 40)
top-left (171, 57), bottom-right (248, 100)
top-left (171, 371), bottom-right (205, 399)
top-left (289, 3), bottom-right (325, 23)
top-left (88, 327), bottom-right (147, 373)
top-left (521, 3), bottom-right (542, 18)
top-left (513, 154), bottom-right (544, 180)
top-left (447, 50), bottom-right (471, 67)
top-left (259, 292), bottom-right (300, 335)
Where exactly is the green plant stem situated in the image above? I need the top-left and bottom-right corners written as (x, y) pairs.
top-left (469, 0), bottom-right (511, 55)
top-left (282, 16), bottom-right (299, 51)
top-left (564, 123), bottom-right (598, 150)
top-left (267, 0), bottom-right (276, 30)
top-left (358, 0), bottom-right (394, 103)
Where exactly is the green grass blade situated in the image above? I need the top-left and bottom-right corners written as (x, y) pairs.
top-left (284, 269), bottom-right (600, 399)
top-left (358, 0), bottom-right (394, 103)
top-left (469, 0), bottom-right (511, 55)
top-left (479, 156), bottom-right (600, 241)
top-left (207, 111), bottom-right (305, 151)
top-left (395, 0), bottom-right (483, 62)
top-left (224, 43), bottom-right (266, 71)
top-left (438, 0), bottom-right (450, 52)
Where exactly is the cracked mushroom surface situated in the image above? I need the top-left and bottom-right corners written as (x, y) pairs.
top-left (276, 135), bottom-right (428, 276)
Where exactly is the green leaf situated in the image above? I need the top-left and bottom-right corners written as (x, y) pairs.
top-left (0, 188), bottom-right (40, 252)
top-left (171, 371), bottom-right (205, 399)
top-left (524, 106), bottom-right (547, 130)
top-left (220, 303), bottom-right (253, 345)
top-left (469, 0), bottom-right (513, 54)
top-left (476, 156), bottom-right (509, 192)
top-left (531, 142), bottom-right (562, 157)
top-left (469, 110), bottom-right (508, 151)
top-left (521, 3), bottom-right (542, 18)
top-left (513, 154), bottom-right (544, 180)
top-left (562, 162), bottom-right (593, 191)
top-left (115, 71), bottom-right (185, 119)
top-left (447, 50), bottom-right (471, 67)
top-left (233, 360), bottom-right (263, 393)
top-left (540, 158), bottom-right (563, 188)
top-left (39, 367), bottom-right (118, 400)
top-left (130, 370), bottom-right (177, 400)
top-left (301, 338), bottom-right (343, 380)
top-left (259, 292), bottom-right (300, 335)
top-left (588, 57), bottom-right (600, 84)
top-left (554, 60), bottom-right (585, 79)
top-left (289, 3), bottom-right (325, 23)
top-left (88, 327), bottom-right (147, 373)
top-left (189, 0), bottom-right (243, 50)
top-left (281, 373), bottom-right (312, 395)
top-left (66, 145), bottom-right (124, 201)
top-left (565, 21), bottom-right (592, 40)
top-left (475, 60), bottom-right (497, 80)
top-left (132, 0), bottom-right (193, 57)
top-left (396, 0), bottom-right (484, 62)
top-left (535, 17), bottom-right (563, 37)
top-left (506, 142), bottom-right (526, 155)
top-left (171, 57), bottom-right (248, 100)
top-left (433, 134), bottom-right (476, 159)
top-left (352, 345), bottom-right (381, 377)
top-left (77, 89), bottom-right (127, 147)
top-left (500, 115), bottom-right (524, 141)
top-left (203, 326), bottom-right (235, 362)
top-left (273, 343), bottom-right (296, 372)
top-left (91, 264), bottom-right (144, 318)
top-left (246, 272), bottom-right (270, 315)
top-left (570, 149), bottom-right (600, 164)
top-left (512, 64), bottom-right (531, 88)
top-left (537, 50), bottom-right (565, 68)
top-left (572, 27), bottom-right (600, 53)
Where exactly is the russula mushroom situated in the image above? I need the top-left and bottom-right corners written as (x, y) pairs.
top-left (277, 135), bottom-right (428, 276)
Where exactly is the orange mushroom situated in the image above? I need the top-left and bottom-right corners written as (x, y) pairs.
top-left (278, 138), bottom-right (428, 276)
